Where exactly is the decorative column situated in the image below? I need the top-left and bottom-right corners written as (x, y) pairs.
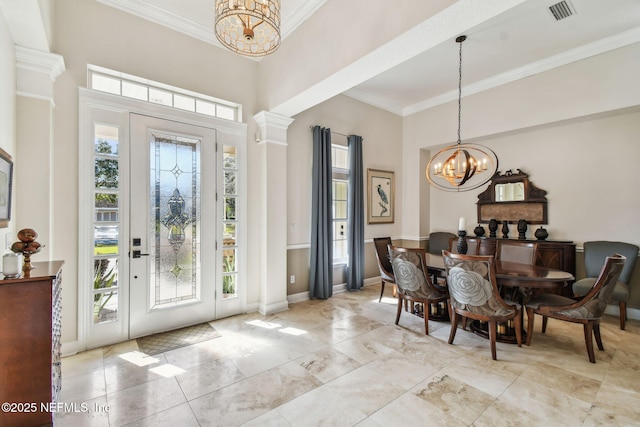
top-left (15, 47), bottom-right (65, 259)
top-left (253, 111), bottom-right (294, 315)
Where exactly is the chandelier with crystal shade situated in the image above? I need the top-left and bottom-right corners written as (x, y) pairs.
top-left (426, 35), bottom-right (498, 192)
top-left (214, 0), bottom-right (281, 57)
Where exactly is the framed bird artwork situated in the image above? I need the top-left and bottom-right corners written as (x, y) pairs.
top-left (367, 169), bottom-right (394, 224)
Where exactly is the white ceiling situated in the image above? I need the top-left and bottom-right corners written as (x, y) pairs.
top-left (8, 0), bottom-right (640, 117)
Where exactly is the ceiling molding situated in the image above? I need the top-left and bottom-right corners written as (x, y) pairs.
top-left (96, 0), bottom-right (328, 52)
top-left (280, 0), bottom-right (327, 38)
top-left (342, 88), bottom-right (405, 117)
top-left (16, 46), bottom-right (66, 80)
top-left (369, 27), bottom-right (640, 117)
top-left (96, 0), bottom-right (218, 46)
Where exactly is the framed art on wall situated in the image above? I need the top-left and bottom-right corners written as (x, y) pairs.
top-left (367, 168), bottom-right (394, 224)
top-left (0, 148), bottom-right (13, 228)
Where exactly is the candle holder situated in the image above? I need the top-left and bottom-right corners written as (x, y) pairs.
top-left (457, 230), bottom-right (468, 254)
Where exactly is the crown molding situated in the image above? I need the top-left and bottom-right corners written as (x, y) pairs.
top-left (15, 46), bottom-right (65, 80)
top-left (402, 27), bottom-right (640, 117)
top-left (342, 88), bottom-right (405, 116)
top-left (348, 27), bottom-right (640, 117)
top-left (96, 0), bottom-right (217, 46)
top-left (96, 0), bottom-right (328, 53)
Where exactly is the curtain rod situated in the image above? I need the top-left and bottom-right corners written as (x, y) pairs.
top-left (309, 125), bottom-right (351, 139)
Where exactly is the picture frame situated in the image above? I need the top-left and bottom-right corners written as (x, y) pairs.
top-left (0, 148), bottom-right (13, 228)
top-left (367, 169), bottom-right (394, 224)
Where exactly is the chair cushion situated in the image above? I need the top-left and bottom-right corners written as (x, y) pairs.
top-left (526, 293), bottom-right (576, 310)
top-left (572, 278), bottom-right (596, 296)
top-left (572, 279), bottom-right (629, 302)
top-left (527, 293), bottom-right (604, 320)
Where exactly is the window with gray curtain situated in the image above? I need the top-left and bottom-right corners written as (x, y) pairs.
top-left (346, 134), bottom-right (364, 291)
top-left (309, 126), bottom-right (333, 299)
top-left (309, 127), bottom-right (364, 297)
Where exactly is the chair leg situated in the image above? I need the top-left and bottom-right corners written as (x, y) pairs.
top-left (525, 308), bottom-right (534, 346)
top-left (395, 296), bottom-right (403, 325)
top-left (514, 313), bottom-right (522, 347)
top-left (594, 323), bottom-right (604, 351)
top-left (541, 316), bottom-right (548, 333)
top-left (488, 320), bottom-right (497, 361)
top-left (583, 323), bottom-right (596, 363)
top-left (619, 301), bottom-right (626, 330)
top-left (379, 280), bottom-right (385, 302)
top-left (423, 305), bottom-right (430, 336)
top-left (448, 313), bottom-right (459, 344)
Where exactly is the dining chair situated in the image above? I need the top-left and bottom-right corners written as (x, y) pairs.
top-left (373, 237), bottom-right (396, 302)
top-left (389, 246), bottom-right (448, 335)
top-left (525, 254), bottom-right (626, 363)
top-left (496, 240), bottom-right (537, 264)
top-left (572, 241), bottom-right (639, 330)
top-left (442, 251), bottom-right (522, 360)
top-left (428, 232), bottom-right (456, 255)
top-left (428, 232), bottom-right (456, 285)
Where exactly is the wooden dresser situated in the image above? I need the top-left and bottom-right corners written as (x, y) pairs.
top-left (0, 261), bottom-right (63, 427)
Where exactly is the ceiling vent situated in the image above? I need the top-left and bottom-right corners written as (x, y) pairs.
top-left (549, 1), bottom-right (576, 21)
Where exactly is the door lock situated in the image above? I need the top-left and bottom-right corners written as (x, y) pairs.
top-left (132, 250), bottom-right (149, 259)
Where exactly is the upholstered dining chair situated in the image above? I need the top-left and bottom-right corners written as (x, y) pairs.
top-left (373, 237), bottom-right (396, 302)
top-left (428, 232), bottom-right (456, 285)
top-left (442, 251), bottom-right (522, 360)
top-left (389, 246), bottom-right (448, 335)
top-left (496, 240), bottom-right (537, 265)
top-left (428, 232), bottom-right (456, 255)
top-left (572, 241), bottom-right (639, 330)
top-left (525, 254), bottom-right (626, 363)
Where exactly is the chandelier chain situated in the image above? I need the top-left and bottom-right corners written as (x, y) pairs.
top-left (457, 37), bottom-right (463, 145)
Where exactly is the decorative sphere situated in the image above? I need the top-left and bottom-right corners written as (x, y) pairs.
top-left (10, 241), bottom-right (25, 253)
top-left (18, 228), bottom-right (38, 243)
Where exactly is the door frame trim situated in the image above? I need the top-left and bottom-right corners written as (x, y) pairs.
top-left (78, 88), bottom-right (247, 350)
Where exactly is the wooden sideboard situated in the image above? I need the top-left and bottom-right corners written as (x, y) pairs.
top-left (0, 261), bottom-right (64, 427)
top-left (450, 237), bottom-right (576, 295)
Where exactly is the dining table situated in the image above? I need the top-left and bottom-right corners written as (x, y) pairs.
top-left (424, 252), bottom-right (575, 343)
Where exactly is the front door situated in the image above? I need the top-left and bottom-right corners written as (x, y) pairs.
top-left (128, 114), bottom-right (217, 338)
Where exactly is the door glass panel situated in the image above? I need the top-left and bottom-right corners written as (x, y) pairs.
top-left (92, 124), bottom-right (121, 324)
top-left (95, 193), bottom-right (118, 221)
top-left (224, 171), bottom-right (237, 195)
top-left (222, 145), bottom-right (238, 299)
top-left (94, 225), bottom-right (119, 256)
top-left (149, 133), bottom-right (201, 308)
top-left (223, 223), bottom-right (236, 246)
top-left (224, 197), bottom-right (236, 220)
top-left (93, 256), bottom-right (118, 324)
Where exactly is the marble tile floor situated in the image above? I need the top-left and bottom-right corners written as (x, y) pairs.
top-left (57, 285), bottom-right (640, 426)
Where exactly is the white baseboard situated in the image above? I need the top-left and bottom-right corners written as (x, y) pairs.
top-left (287, 277), bottom-right (379, 304)
top-left (258, 299), bottom-right (289, 315)
top-left (605, 304), bottom-right (640, 321)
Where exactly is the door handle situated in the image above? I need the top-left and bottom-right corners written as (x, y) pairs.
top-left (131, 250), bottom-right (150, 259)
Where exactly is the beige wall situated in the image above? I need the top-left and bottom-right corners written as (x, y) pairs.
top-left (285, 94), bottom-right (403, 296)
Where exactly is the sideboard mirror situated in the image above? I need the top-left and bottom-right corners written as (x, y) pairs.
top-left (477, 169), bottom-right (547, 224)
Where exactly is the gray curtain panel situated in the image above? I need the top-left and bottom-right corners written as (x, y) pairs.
top-left (309, 126), bottom-right (333, 299)
top-left (347, 134), bottom-right (364, 291)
